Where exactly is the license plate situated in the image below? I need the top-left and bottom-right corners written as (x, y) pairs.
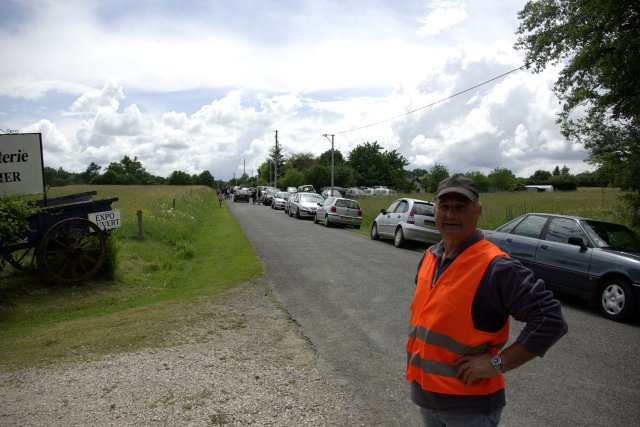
top-left (341, 216), bottom-right (351, 221)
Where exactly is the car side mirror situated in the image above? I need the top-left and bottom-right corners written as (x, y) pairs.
top-left (568, 236), bottom-right (587, 248)
top-left (380, 208), bottom-right (387, 214)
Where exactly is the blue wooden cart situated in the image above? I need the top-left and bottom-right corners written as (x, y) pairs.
top-left (1, 191), bottom-right (120, 284)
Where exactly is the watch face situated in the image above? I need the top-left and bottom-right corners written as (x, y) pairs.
top-left (491, 355), bottom-right (502, 366)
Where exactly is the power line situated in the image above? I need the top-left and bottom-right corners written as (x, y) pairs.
top-left (335, 65), bottom-right (526, 135)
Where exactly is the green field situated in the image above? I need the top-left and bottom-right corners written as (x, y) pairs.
top-left (0, 185), bottom-right (632, 369)
top-left (0, 185), bottom-right (262, 369)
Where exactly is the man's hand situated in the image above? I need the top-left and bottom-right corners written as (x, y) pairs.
top-left (454, 353), bottom-right (497, 385)
top-left (455, 342), bottom-right (538, 385)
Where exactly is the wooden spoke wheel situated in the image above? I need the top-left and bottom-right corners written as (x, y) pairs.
top-left (37, 218), bottom-right (107, 284)
top-left (1, 241), bottom-right (38, 273)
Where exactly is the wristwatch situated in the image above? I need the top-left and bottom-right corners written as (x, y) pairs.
top-left (490, 355), bottom-right (504, 374)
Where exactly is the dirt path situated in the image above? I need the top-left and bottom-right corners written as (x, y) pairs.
top-left (0, 280), bottom-right (361, 426)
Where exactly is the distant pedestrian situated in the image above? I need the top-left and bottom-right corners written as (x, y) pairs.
top-left (218, 190), bottom-right (224, 208)
top-left (251, 188), bottom-right (257, 204)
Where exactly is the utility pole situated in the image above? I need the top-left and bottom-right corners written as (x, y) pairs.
top-left (274, 130), bottom-right (279, 189)
top-left (323, 134), bottom-right (335, 196)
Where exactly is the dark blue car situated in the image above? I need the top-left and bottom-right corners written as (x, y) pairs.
top-left (484, 213), bottom-right (640, 322)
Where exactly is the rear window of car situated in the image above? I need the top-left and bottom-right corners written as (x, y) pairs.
top-left (413, 202), bottom-right (434, 216)
top-left (336, 199), bottom-right (360, 209)
top-left (300, 194), bottom-right (323, 202)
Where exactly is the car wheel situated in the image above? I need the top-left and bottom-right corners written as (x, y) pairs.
top-left (370, 223), bottom-right (380, 240)
top-left (324, 215), bottom-right (331, 227)
top-left (599, 277), bottom-right (637, 322)
top-left (394, 227), bottom-right (405, 248)
top-left (355, 225), bottom-right (361, 229)
top-left (295, 208), bottom-right (301, 219)
top-left (313, 213), bottom-right (319, 224)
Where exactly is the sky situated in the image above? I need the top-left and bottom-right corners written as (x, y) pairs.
top-left (0, 0), bottom-right (592, 182)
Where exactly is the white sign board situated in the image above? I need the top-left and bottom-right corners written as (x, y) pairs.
top-left (88, 210), bottom-right (122, 230)
top-left (0, 133), bottom-right (44, 196)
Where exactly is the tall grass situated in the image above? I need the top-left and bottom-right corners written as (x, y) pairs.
top-left (0, 185), bottom-right (263, 369)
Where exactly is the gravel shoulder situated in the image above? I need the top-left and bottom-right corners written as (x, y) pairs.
top-left (0, 279), bottom-right (360, 426)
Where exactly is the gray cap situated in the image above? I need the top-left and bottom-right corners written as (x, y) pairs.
top-left (435, 174), bottom-right (479, 201)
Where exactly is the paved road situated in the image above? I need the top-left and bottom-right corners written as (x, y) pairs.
top-left (229, 201), bottom-right (640, 427)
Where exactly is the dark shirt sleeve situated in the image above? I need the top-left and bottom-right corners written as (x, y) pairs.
top-left (474, 256), bottom-right (568, 357)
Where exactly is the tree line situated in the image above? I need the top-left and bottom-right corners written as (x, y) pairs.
top-left (44, 141), bottom-right (611, 196)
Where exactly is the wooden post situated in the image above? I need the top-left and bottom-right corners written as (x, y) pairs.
top-left (137, 210), bottom-right (144, 240)
top-left (172, 198), bottom-right (176, 209)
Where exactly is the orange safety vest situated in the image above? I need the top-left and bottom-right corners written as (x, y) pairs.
top-left (406, 239), bottom-right (509, 396)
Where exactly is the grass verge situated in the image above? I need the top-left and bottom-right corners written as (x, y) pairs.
top-left (0, 185), bottom-right (263, 369)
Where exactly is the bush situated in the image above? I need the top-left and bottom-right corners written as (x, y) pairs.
top-left (0, 195), bottom-right (37, 244)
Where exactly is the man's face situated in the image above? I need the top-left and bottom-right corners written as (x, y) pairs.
top-left (435, 194), bottom-right (482, 244)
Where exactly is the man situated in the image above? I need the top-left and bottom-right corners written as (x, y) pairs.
top-left (406, 174), bottom-right (568, 427)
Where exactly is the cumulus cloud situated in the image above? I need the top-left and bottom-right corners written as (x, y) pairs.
top-left (0, 0), bottom-right (594, 180)
top-left (417, 1), bottom-right (468, 37)
top-left (69, 78), bottom-right (124, 115)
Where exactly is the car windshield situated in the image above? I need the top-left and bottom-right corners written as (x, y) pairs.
top-left (583, 220), bottom-right (640, 252)
top-left (300, 194), bottom-right (323, 202)
top-left (275, 192), bottom-right (289, 199)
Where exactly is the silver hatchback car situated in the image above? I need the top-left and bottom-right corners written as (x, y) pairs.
top-left (371, 198), bottom-right (440, 248)
top-left (314, 197), bottom-right (362, 229)
top-left (288, 192), bottom-right (325, 219)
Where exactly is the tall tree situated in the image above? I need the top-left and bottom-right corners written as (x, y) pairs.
top-left (488, 167), bottom-right (516, 191)
top-left (530, 169), bottom-right (552, 183)
top-left (317, 149), bottom-right (345, 166)
top-left (515, 0), bottom-right (640, 225)
top-left (287, 153), bottom-right (315, 171)
top-left (196, 170), bottom-right (215, 187)
top-left (464, 171), bottom-right (489, 192)
top-left (347, 141), bottom-right (408, 188)
top-left (168, 170), bottom-right (193, 185)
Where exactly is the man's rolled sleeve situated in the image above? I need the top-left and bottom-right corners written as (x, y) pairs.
top-left (486, 256), bottom-right (568, 357)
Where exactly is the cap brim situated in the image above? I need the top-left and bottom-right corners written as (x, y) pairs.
top-left (435, 187), bottom-right (478, 201)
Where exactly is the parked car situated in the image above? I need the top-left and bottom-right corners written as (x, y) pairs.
top-left (233, 187), bottom-right (250, 202)
top-left (262, 187), bottom-right (279, 206)
top-left (484, 213), bottom-right (640, 322)
top-left (286, 187), bottom-right (298, 195)
top-left (370, 198), bottom-right (440, 248)
top-left (345, 187), bottom-right (364, 198)
top-left (297, 184), bottom-right (316, 193)
top-left (373, 186), bottom-right (396, 196)
top-left (320, 188), bottom-right (343, 198)
top-left (271, 191), bottom-right (289, 210)
top-left (288, 192), bottom-right (324, 219)
top-left (314, 197), bottom-right (362, 229)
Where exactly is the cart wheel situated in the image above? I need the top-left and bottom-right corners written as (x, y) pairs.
top-left (37, 218), bottom-right (107, 284)
top-left (1, 242), bottom-right (38, 273)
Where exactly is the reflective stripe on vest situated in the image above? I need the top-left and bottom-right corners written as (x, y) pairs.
top-left (406, 239), bottom-right (509, 396)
